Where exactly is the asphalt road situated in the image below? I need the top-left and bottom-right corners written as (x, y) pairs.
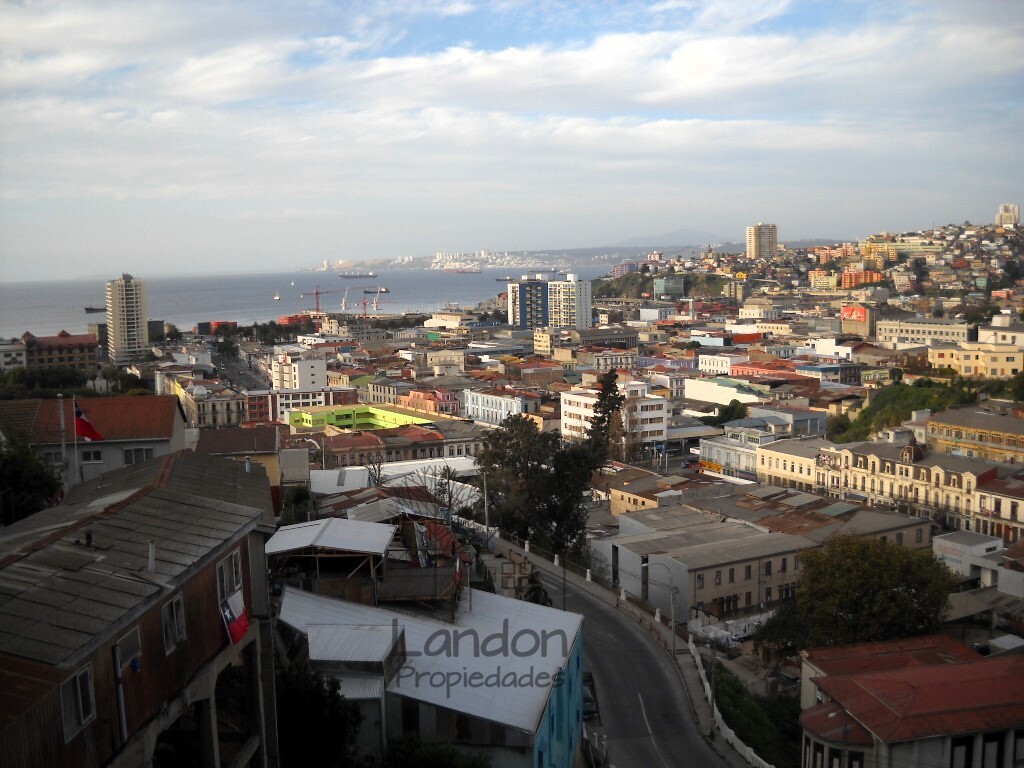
top-left (535, 569), bottom-right (728, 768)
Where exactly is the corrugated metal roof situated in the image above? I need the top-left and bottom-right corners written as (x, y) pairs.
top-left (307, 624), bottom-right (398, 662)
top-left (336, 675), bottom-right (385, 700)
top-left (279, 586), bottom-right (582, 734)
top-left (818, 502), bottom-right (859, 517)
top-left (266, 518), bottom-right (396, 557)
top-left (0, 453), bottom-right (269, 668)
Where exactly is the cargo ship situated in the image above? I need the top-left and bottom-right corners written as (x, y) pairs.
top-left (363, 286), bottom-right (390, 293)
top-left (339, 271), bottom-right (376, 279)
top-left (84, 306), bottom-right (105, 313)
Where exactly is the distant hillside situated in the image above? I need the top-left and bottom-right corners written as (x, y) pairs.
top-left (617, 227), bottom-right (730, 248)
top-left (710, 238), bottom-right (845, 253)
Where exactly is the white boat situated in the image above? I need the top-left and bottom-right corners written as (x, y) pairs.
top-left (274, 292), bottom-right (281, 301)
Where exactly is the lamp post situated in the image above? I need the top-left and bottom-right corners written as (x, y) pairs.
top-left (642, 561), bottom-right (676, 659)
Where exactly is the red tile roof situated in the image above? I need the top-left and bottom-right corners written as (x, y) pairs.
top-left (804, 634), bottom-right (979, 678)
top-left (812, 655), bottom-right (1024, 742)
top-left (10, 396), bottom-right (184, 444)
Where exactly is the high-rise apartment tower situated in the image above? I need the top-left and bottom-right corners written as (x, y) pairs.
top-left (507, 273), bottom-right (593, 331)
top-left (106, 273), bottom-right (149, 365)
top-left (746, 223), bottom-right (778, 259)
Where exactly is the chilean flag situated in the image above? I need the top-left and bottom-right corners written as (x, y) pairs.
top-left (75, 405), bottom-right (104, 442)
top-left (220, 590), bottom-right (250, 644)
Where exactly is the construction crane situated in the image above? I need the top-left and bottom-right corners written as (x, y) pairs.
top-left (340, 286), bottom-right (350, 312)
top-left (298, 286), bottom-right (343, 330)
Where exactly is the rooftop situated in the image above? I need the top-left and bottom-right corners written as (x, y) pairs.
top-left (0, 453), bottom-right (270, 669)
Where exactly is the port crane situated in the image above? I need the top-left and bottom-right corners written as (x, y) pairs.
top-left (298, 286), bottom-right (343, 330)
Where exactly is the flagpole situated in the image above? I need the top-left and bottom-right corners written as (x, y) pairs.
top-left (58, 394), bottom-right (67, 489)
top-left (73, 394), bottom-right (80, 486)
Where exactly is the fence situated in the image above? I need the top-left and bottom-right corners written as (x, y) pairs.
top-left (689, 636), bottom-right (776, 768)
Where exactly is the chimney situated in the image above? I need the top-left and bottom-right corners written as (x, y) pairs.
top-left (244, 455), bottom-right (251, 473)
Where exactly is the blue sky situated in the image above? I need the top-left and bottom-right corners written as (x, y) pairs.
top-left (1, 0), bottom-right (1022, 280)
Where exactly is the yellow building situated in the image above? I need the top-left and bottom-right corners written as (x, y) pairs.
top-left (925, 406), bottom-right (1024, 464)
top-left (927, 343), bottom-right (1024, 378)
top-left (758, 437), bottom-right (1000, 535)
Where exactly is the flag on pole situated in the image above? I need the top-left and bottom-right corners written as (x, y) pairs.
top-left (74, 404), bottom-right (104, 442)
top-left (220, 590), bottom-right (250, 644)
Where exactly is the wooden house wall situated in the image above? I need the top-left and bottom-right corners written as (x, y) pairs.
top-left (6, 539), bottom-right (253, 768)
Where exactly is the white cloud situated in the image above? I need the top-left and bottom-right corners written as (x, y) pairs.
top-left (1, 1), bottom-right (1022, 279)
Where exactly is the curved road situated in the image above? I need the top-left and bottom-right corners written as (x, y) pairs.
top-left (534, 568), bottom-right (729, 768)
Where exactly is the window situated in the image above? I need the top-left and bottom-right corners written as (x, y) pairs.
top-left (217, 550), bottom-right (243, 601)
top-left (123, 447), bottom-right (154, 465)
top-left (116, 627), bottom-right (142, 670)
top-left (728, 567), bottom-right (735, 584)
top-left (162, 594), bottom-right (187, 653)
top-left (81, 449), bottom-right (102, 463)
top-left (714, 570), bottom-right (722, 586)
top-left (745, 564), bottom-right (752, 580)
top-left (764, 561), bottom-right (772, 576)
top-left (696, 574), bottom-right (704, 590)
top-left (915, 528), bottom-right (923, 544)
top-left (61, 665), bottom-right (95, 741)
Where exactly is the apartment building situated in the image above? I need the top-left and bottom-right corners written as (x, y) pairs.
top-left (547, 274), bottom-right (593, 330)
top-left (244, 386), bottom-right (359, 424)
top-left (560, 381), bottom-right (668, 445)
top-left (927, 342), bottom-right (1024, 377)
top-left (106, 273), bottom-right (149, 365)
top-left (746, 222), bottom-right (778, 259)
top-left (271, 352), bottom-right (327, 390)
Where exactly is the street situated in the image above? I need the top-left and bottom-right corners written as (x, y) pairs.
top-left (534, 568), bottom-right (729, 768)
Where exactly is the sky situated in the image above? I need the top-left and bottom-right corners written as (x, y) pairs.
top-left (1, 0), bottom-right (1022, 281)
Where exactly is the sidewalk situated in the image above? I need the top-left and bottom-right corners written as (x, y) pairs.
top-left (496, 540), bottom-right (754, 768)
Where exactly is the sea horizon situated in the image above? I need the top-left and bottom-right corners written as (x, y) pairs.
top-left (0, 265), bottom-right (610, 341)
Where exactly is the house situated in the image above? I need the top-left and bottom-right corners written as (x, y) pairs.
top-left (0, 395), bottom-right (189, 487)
top-left (0, 452), bottom-right (278, 768)
top-left (800, 639), bottom-right (1024, 768)
top-left (278, 586), bottom-right (584, 768)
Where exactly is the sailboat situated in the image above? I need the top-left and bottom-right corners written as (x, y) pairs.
top-left (274, 291), bottom-right (281, 301)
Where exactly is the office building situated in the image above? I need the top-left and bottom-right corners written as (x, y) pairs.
top-left (105, 273), bottom-right (149, 365)
top-left (746, 222), bottom-right (778, 259)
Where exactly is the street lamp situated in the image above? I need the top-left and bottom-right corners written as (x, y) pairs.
top-left (642, 561), bottom-right (677, 659)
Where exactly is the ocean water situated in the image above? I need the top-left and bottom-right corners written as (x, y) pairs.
top-left (0, 266), bottom-right (610, 340)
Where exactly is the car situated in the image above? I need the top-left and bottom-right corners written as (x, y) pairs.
top-left (582, 687), bottom-right (598, 719)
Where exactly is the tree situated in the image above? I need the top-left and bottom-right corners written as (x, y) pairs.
top-left (755, 534), bottom-right (956, 650)
top-left (476, 416), bottom-right (597, 553)
top-left (275, 656), bottom-right (361, 768)
top-left (0, 431), bottom-right (63, 525)
top-left (588, 370), bottom-right (624, 464)
top-left (699, 399), bottom-right (748, 427)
